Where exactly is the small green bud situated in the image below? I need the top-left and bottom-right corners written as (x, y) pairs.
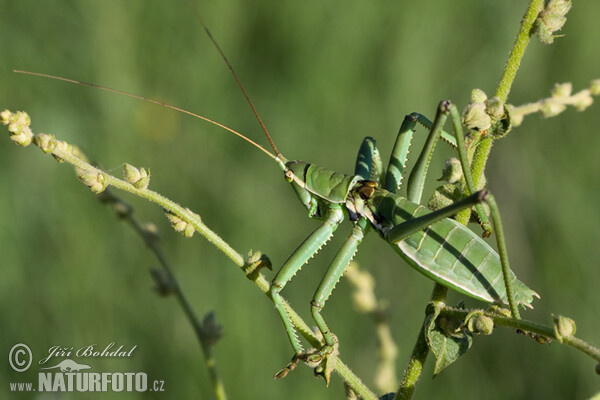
top-left (6, 111), bottom-right (31, 132)
top-left (0, 109), bottom-right (11, 124)
top-left (35, 133), bottom-right (57, 153)
top-left (573, 92), bottom-right (594, 111)
top-left (542, 0), bottom-right (571, 31)
top-left (551, 82), bottom-right (572, 98)
top-left (3, 111), bottom-right (34, 147)
top-left (123, 163), bottom-right (141, 183)
top-left (123, 163), bottom-right (150, 189)
top-left (134, 171), bottom-right (150, 189)
top-left (10, 126), bottom-right (34, 146)
top-left (462, 103), bottom-right (492, 132)
top-left (590, 79), bottom-right (600, 96)
top-left (166, 213), bottom-right (187, 234)
top-left (553, 314), bottom-right (576, 342)
top-left (428, 184), bottom-right (460, 212)
top-left (77, 169), bottom-right (108, 193)
top-left (540, 98), bottom-right (566, 117)
top-left (533, 20), bottom-right (554, 44)
top-left (438, 158), bottom-right (463, 184)
top-left (51, 139), bottom-right (73, 163)
top-left (535, 0), bottom-right (571, 44)
top-left (485, 97), bottom-right (505, 120)
top-left (165, 208), bottom-right (198, 238)
top-left (470, 88), bottom-right (488, 104)
top-left (466, 314), bottom-right (494, 335)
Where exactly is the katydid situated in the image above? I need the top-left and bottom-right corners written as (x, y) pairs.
top-left (17, 14), bottom-right (538, 380)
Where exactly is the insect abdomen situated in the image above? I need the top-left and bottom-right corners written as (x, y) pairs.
top-left (369, 191), bottom-right (537, 306)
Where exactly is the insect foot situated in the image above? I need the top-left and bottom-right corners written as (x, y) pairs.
top-left (273, 339), bottom-right (340, 385)
top-left (300, 338), bottom-right (340, 385)
top-left (273, 354), bottom-right (300, 380)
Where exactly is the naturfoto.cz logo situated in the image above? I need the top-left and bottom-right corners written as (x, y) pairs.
top-left (8, 343), bottom-right (165, 393)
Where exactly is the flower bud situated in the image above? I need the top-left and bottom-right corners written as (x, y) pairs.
top-left (540, 98), bottom-right (566, 117)
top-left (485, 97), bottom-right (505, 120)
top-left (165, 208), bottom-right (198, 238)
top-left (573, 93), bottom-right (594, 111)
top-left (123, 163), bottom-right (150, 189)
top-left (438, 158), bottom-right (463, 184)
top-left (535, 0), bottom-right (572, 44)
top-left (3, 110), bottom-right (33, 147)
top-left (428, 184), bottom-right (460, 212)
top-left (77, 169), bottom-right (108, 193)
top-left (0, 109), bottom-right (11, 125)
top-left (553, 314), bottom-right (576, 342)
top-left (462, 103), bottom-right (492, 132)
top-left (467, 314), bottom-right (494, 335)
top-left (35, 133), bottom-right (57, 153)
top-left (10, 126), bottom-right (34, 146)
top-left (551, 82), bottom-right (572, 98)
top-left (470, 88), bottom-right (488, 104)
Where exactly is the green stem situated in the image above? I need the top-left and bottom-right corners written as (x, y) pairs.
top-left (397, 4), bottom-right (545, 385)
top-left (440, 306), bottom-right (600, 363)
top-left (395, 285), bottom-right (448, 400)
top-left (55, 146), bottom-right (246, 267)
top-left (459, 0), bottom-right (544, 226)
top-left (41, 134), bottom-right (376, 400)
top-left (101, 190), bottom-right (229, 400)
top-left (495, 0), bottom-right (545, 103)
top-left (395, 322), bottom-right (428, 400)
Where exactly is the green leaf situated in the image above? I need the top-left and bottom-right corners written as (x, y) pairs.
top-left (425, 306), bottom-right (474, 377)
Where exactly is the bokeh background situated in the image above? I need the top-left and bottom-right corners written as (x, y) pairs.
top-left (1, 1), bottom-right (599, 399)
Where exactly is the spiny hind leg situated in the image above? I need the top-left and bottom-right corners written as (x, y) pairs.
top-left (383, 106), bottom-right (456, 194)
top-left (386, 101), bottom-right (492, 235)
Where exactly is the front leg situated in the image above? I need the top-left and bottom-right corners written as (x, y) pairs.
top-left (269, 205), bottom-right (344, 356)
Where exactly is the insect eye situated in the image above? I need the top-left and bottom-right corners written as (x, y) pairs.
top-left (357, 184), bottom-right (375, 200)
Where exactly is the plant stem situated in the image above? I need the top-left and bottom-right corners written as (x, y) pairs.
top-left (32, 130), bottom-right (377, 400)
top-left (396, 4), bottom-right (544, 390)
top-left (395, 285), bottom-right (448, 400)
top-left (495, 0), bottom-right (545, 103)
top-left (440, 306), bottom-right (600, 363)
top-left (460, 0), bottom-right (544, 225)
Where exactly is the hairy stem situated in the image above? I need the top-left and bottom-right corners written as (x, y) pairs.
top-left (440, 306), bottom-right (600, 363)
top-left (7, 117), bottom-right (377, 400)
top-left (461, 0), bottom-right (544, 224)
top-left (101, 191), bottom-right (228, 400)
top-left (396, 285), bottom-right (448, 400)
top-left (396, 3), bottom-right (544, 394)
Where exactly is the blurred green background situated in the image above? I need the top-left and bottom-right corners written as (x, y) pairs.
top-left (1, 1), bottom-right (599, 399)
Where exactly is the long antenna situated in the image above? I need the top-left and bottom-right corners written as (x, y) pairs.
top-left (190, 3), bottom-right (282, 159)
top-left (13, 70), bottom-right (279, 163)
